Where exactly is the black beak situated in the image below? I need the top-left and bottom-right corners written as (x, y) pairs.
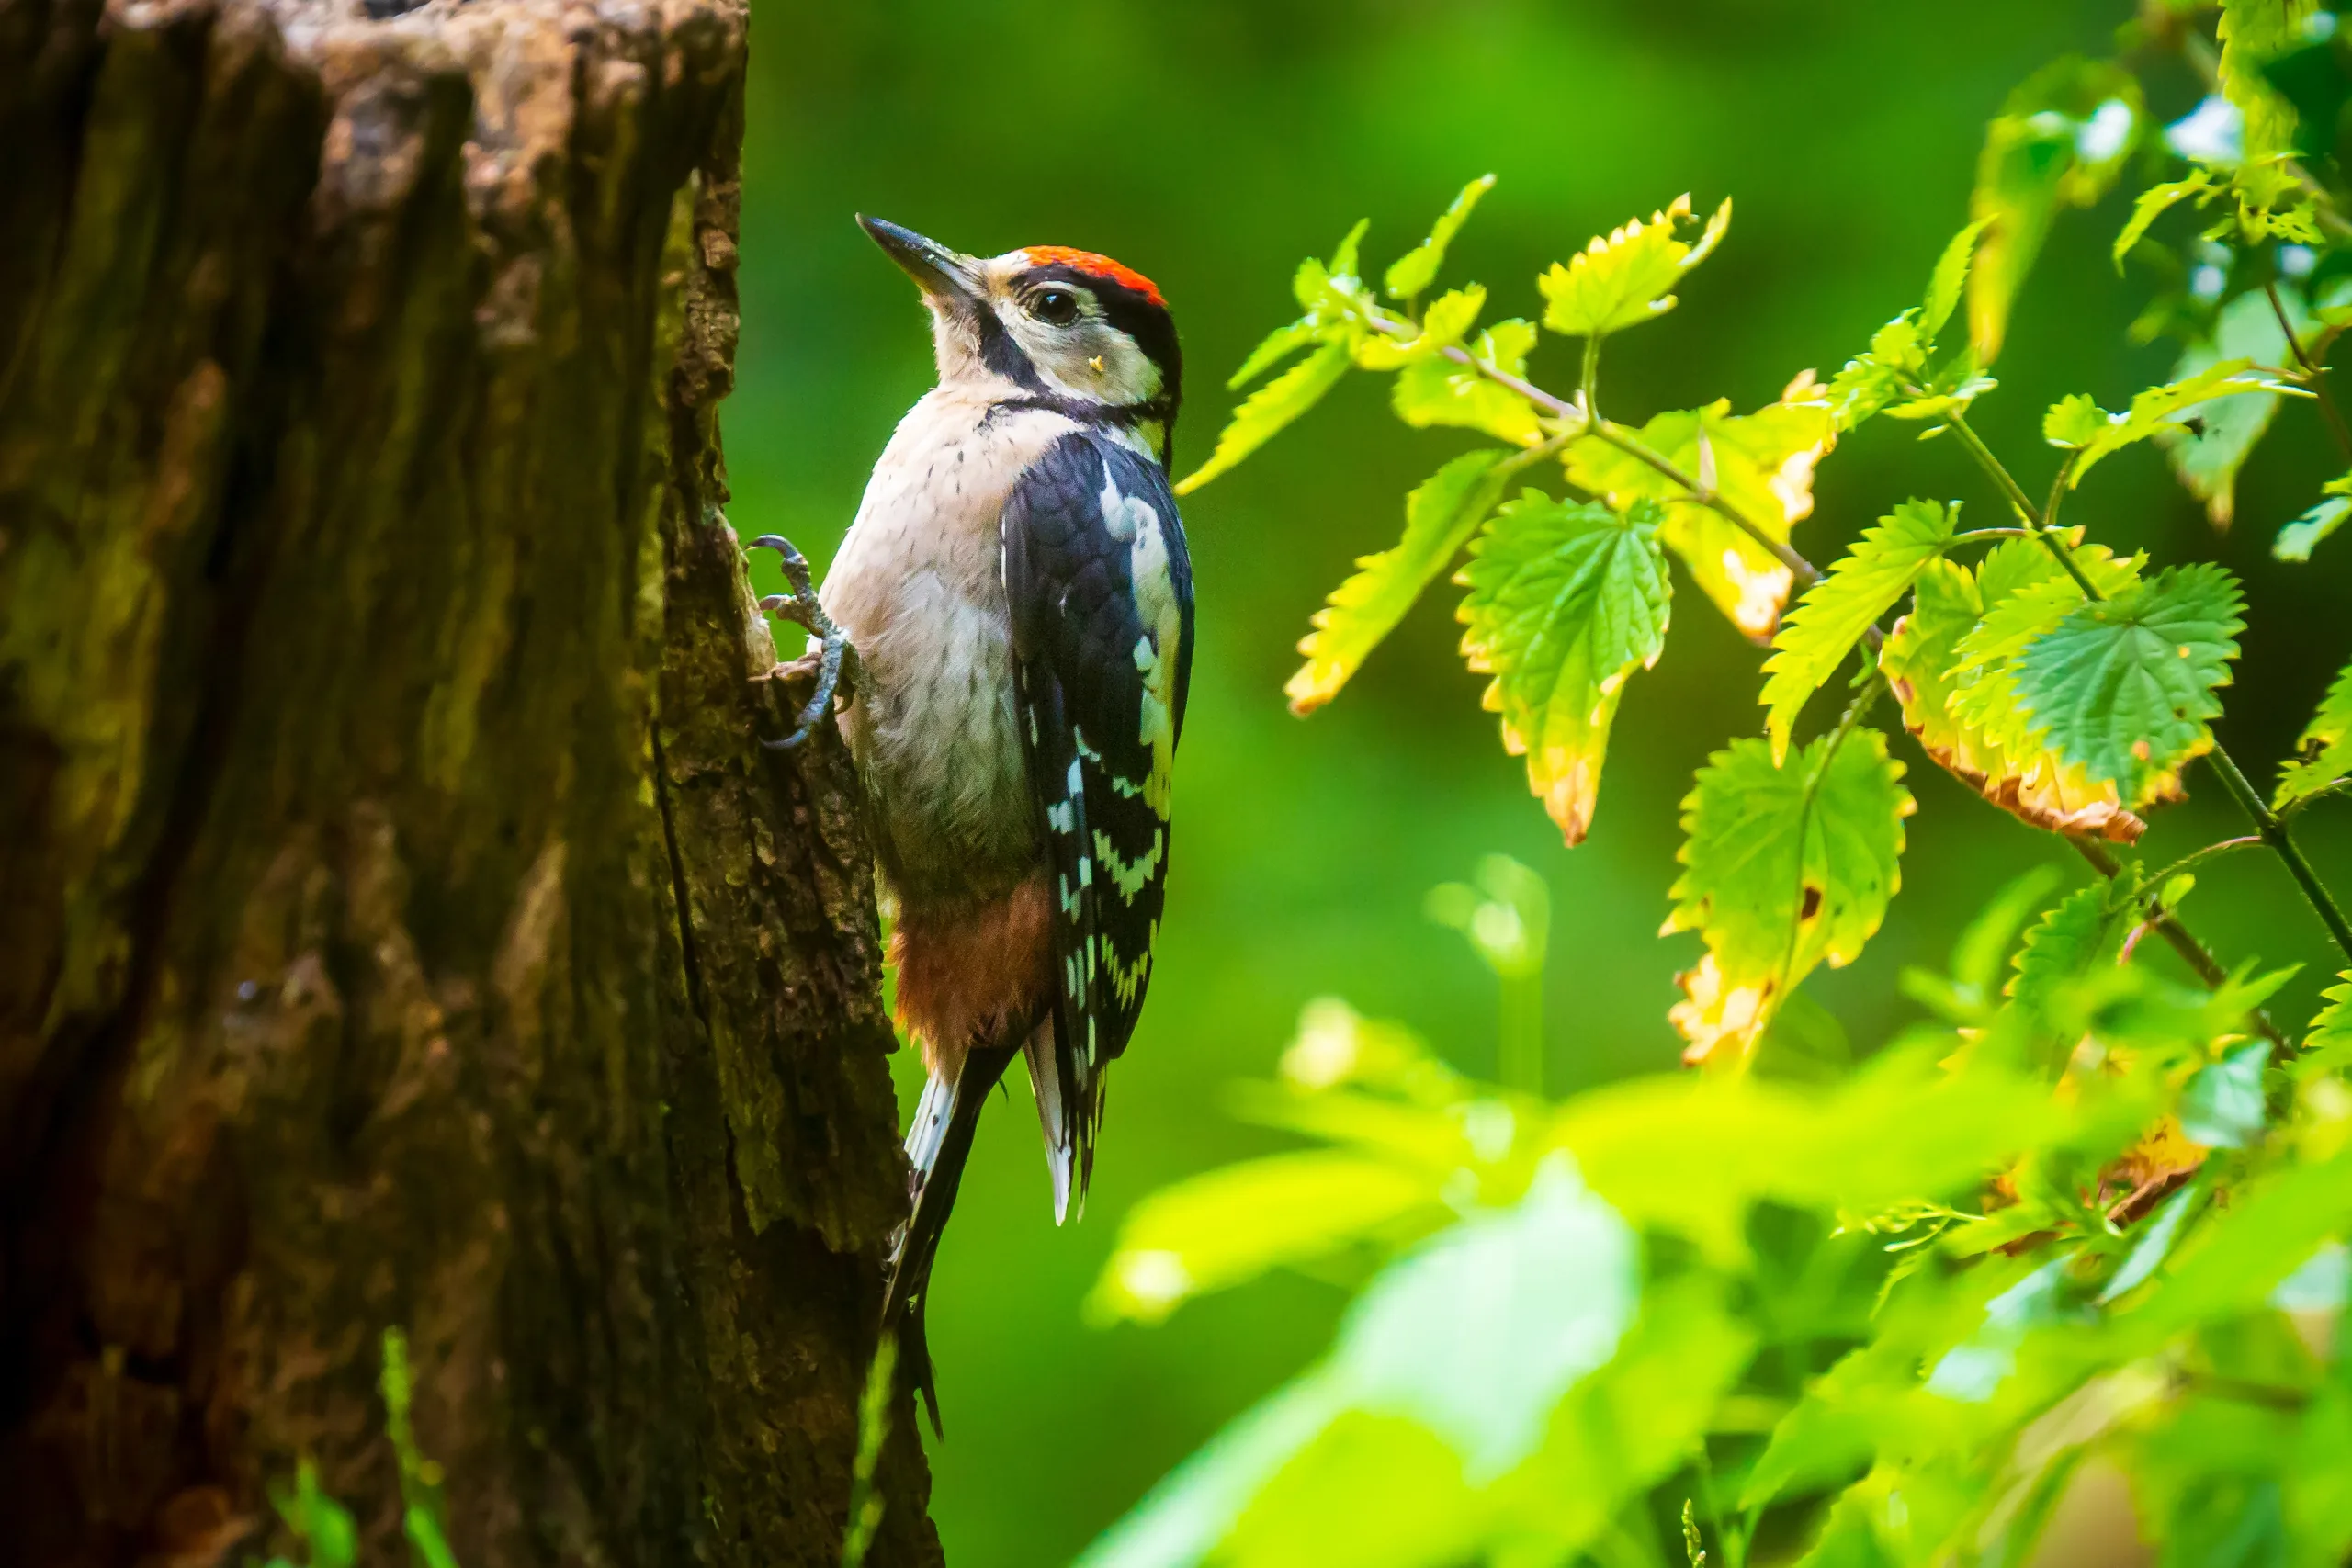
top-left (858, 215), bottom-right (984, 312)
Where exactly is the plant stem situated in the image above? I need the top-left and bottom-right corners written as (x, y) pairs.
top-left (1583, 420), bottom-right (1823, 589)
top-left (2264, 280), bottom-right (2352, 464)
top-left (1944, 411), bottom-right (2352, 964)
top-left (2073, 836), bottom-right (2288, 1050)
top-left (2283, 776), bottom-right (2352, 818)
top-left (2146, 836), bottom-right (2266, 888)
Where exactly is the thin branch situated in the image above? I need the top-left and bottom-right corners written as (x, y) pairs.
top-left (2263, 279), bottom-right (2352, 464)
top-left (2073, 836), bottom-right (2288, 1051)
top-left (2147, 836), bottom-right (2266, 888)
top-left (2282, 776), bottom-right (2352, 818)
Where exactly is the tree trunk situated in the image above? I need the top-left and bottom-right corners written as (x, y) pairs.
top-left (0, 0), bottom-right (940, 1563)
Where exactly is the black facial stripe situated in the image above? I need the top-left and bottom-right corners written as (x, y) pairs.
top-left (1020, 264), bottom-right (1182, 412)
top-left (975, 306), bottom-right (1045, 389)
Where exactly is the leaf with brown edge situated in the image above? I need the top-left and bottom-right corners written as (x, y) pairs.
top-left (1664, 731), bottom-right (1914, 1065)
top-left (1564, 375), bottom-right (1835, 639)
top-left (1454, 493), bottom-right (1672, 844)
top-left (1879, 553), bottom-right (2158, 842)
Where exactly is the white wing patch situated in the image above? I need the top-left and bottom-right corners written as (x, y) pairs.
top-left (1099, 472), bottom-right (1184, 820)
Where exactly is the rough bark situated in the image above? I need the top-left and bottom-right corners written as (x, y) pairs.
top-left (0, 0), bottom-right (941, 1562)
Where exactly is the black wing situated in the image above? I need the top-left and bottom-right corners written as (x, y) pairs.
top-left (1001, 428), bottom-right (1194, 1214)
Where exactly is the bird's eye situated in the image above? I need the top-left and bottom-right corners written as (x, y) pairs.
top-left (1028, 288), bottom-right (1081, 326)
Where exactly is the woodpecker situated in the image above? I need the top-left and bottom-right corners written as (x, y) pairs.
top-left (751, 216), bottom-right (1192, 1428)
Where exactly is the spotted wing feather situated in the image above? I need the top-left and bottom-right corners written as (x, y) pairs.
top-left (1001, 430), bottom-right (1193, 1213)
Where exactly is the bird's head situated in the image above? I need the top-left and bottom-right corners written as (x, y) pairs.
top-left (860, 215), bottom-right (1181, 459)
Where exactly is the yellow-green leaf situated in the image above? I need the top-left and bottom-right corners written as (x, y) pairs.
top-left (2277, 656), bottom-right (2352, 809)
top-left (1538, 194), bottom-right (1732, 338)
top-left (2048, 358), bottom-right (2301, 485)
top-left (1353, 286), bottom-right (1485, 371)
top-left (1288, 451), bottom-right (1511, 716)
top-left (1970, 59), bottom-right (2143, 365)
top-left (1664, 731), bottom-right (1914, 1064)
top-left (2219, 0), bottom-right (2318, 163)
top-left (1178, 339), bottom-right (1351, 495)
top-left (1392, 319), bottom-right (1544, 446)
top-left (1228, 318), bottom-right (1322, 391)
top-left (2113, 171), bottom-right (2217, 271)
top-left (1385, 174), bottom-right (1497, 300)
top-left (2278, 473), bottom-right (2352, 560)
top-left (1456, 493), bottom-right (1672, 844)
top-left (1759, 500), bottom-right (1960, 762)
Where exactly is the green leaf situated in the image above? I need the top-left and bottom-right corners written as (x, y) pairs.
top-left (2046, 358), bottom-right (2298, 486)
top-left (2277, 656), bottom-right (2352, 808)
top-left (271, 1459), bottom-right (360, 1568)
top-left (2007, 879), bottom-right (2128, 1025)
top-left (2113, 170), bottom-right (2217, 270)
top-left (1919, 219), bottom-right (1991, 343)
top-left (2164, 289), bottom-right (2313, 526)
top-left (1288, 451), bottom-right (1511, 715)
top-left (2220, 0), bottom-right (2319, 163)
top-left (1392, 319), bottom-right (1544, 446)
top-left (1089, 1151), bottom-right (1444, 1325)
top-left (1749, 987), bottom-right (1853, 1085)
top-left (1564, 384), bottom-right (1837, 637)
top-left (2008, 562), bottom-right (2245, 803)
top-left (1663, 731), bottom-right (1914, 1063)
top-left (1539, 194), bottom-right (1732, 338)
top-left (2179, 1041), bottom-right (2270, 1149)
top-left (1177, 339), bottom-right (1351, 495)
top-left (1970, 58), bottom-right (2144, 365)
top-left (1229, 318), bottom-right (1322, 390)
top-left (2278, 473), bottom-right (2352, 561)
top-left (1760, 499), bottom-right (1960, 762)
top-left (2305, 972), bottom-right (2352, 1072)
top-left (1354, 285), bottom-right (1486, 370)
top-left (1456, 493), bottom-right (1672, 844)
top-left (1882, 552), bottom-right (2152, 840)
top-left (1385, 174), bottom-right (1497, 300)
top-left (1327, 218), bottom-right (1372, 287)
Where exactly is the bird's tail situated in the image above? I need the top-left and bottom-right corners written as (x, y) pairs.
top-left (1023, 1016), bottom-right (1109, 1225)
top-left (882, 1038), bottom-right (1016, 1437)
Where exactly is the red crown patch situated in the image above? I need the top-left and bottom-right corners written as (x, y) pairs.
top-left (1022, 246), bottom-right (1165, 308)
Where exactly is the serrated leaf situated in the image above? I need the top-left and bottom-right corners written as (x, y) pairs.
top-left (1392, 319), bottom-right (1544, 446)
top-left (2277, 655), bottom-right (2352, 808)
top-left (2054, 358), bottom-right (2299, 485)
top-left (1664, 731), bottom-right (1914, 1064)
top-left (1287, 451), bottom-right (1511, 716)
top-left (2306, 972), bottom-right (2352, 1073)
top-left (1538, 194), bottom-right (1732, 338)
top-left (1759, 500), bottom-right (1960, 761)
top-left (1228, 318), bottom-right (1323, 391)
top-left (2043, 393), bottom-right (2105, 448)
top-left (1353, 286), bottom-right (1486, 371)
top-left (2009, 562), bottom-right (2245, 803)
top-left (1455, 493), bottom-right (1672, 844)
top-left (1385, 174), bottom-right (1497, 300)
top-left (1326, 218), bottom-right (1371, 287)
top-left (2006, 880), bottom-right (2129, 1030)
top-left (1564, 378), bottom-right (1835, 637)
top-left (1920, 220), bottom-right (1992, 343)
top-left (2278, 475), bottom-right (2352, 560)
top-left (2219, 0), bottom-right (2318, 163)
top-left (1948, 539), bottom-right (2148, 766)
top-left (1881, 552), bottom-right (2152, 840)
top-left (1177, 339), bottom-right (1351, 495)
top-left (2113, 171), bottom-right (2217, 270)
top-left (1970, 59), bottom-right (2144, 365)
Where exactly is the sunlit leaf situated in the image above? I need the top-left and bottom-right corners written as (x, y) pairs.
top-left (2046, 358), bottom-right (2300, 487)
top-left (2219, 0), bottom-right (2319, 163)
top-left (1355, 286), bottom-right (1487, 370)
top-left (1456, 493), bottom-right (1673, 843)
top-left (1663, 731), bottom-right (1914, 1064)
top-left (1089, 1152), bottom-right (1445, 1325)
top-left (1392, 319), bottom-right (1544, 446)
top-left (2163, 289), bottom-right (2313, 526)
top-left (1920, 219), bottom-right (1992, 343)
top-left (2006, 879), bottom-right (2129, 1027)
top-left (2112, 170), bottom-right (2217, 270)
top-left (1564, 379), bottom-right (1835, 637)
top-left (1760, 499), bottom-right (1960, 762)
top-left (1178, 339), bottom-right (1352, 494)
top-left (2008, 562), bottom-right (2245, 804)
top-left (1882, 553), bottom-right (2153, 840)
top-left (1969, 58), bottom-right (2143, 365)
top-left (1385, 174), bottom-right (1498, 300)
top-left (2277, 655), bottom-right (2352, 809)
top-left (2278, 472), bottom-right (2352, 561)
top-left (1288, 451), bottom-right (1511, 715)
top-left (2305, 972), bottom-right (2352, 1074)
top-left (1229, 318), bottom-right (1323, 391)
top-left (1539, 194), bottom-right (1732, 338)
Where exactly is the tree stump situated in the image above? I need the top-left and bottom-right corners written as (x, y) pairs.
top-left (0, 0), bottom-right (939, 1562)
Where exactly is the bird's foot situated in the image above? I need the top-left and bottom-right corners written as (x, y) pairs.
top-left (749, 534), bottom-right (857, 750)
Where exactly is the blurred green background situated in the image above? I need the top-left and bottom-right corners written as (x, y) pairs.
top-left (728, 4), bottom-right (2352, 1562)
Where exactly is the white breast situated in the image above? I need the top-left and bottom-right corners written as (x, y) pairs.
top-left (822, 390), bottom-right (1079, 907)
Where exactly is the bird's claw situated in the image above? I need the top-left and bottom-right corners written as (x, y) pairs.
top-left (750, 534), bottom-right (855, 750)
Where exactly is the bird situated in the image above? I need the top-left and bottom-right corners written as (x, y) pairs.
top-left (748, 216), bottom-right (1193, 1430)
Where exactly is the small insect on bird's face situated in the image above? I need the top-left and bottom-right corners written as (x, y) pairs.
top-left (859, 215), bottom-right (1182, 453)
